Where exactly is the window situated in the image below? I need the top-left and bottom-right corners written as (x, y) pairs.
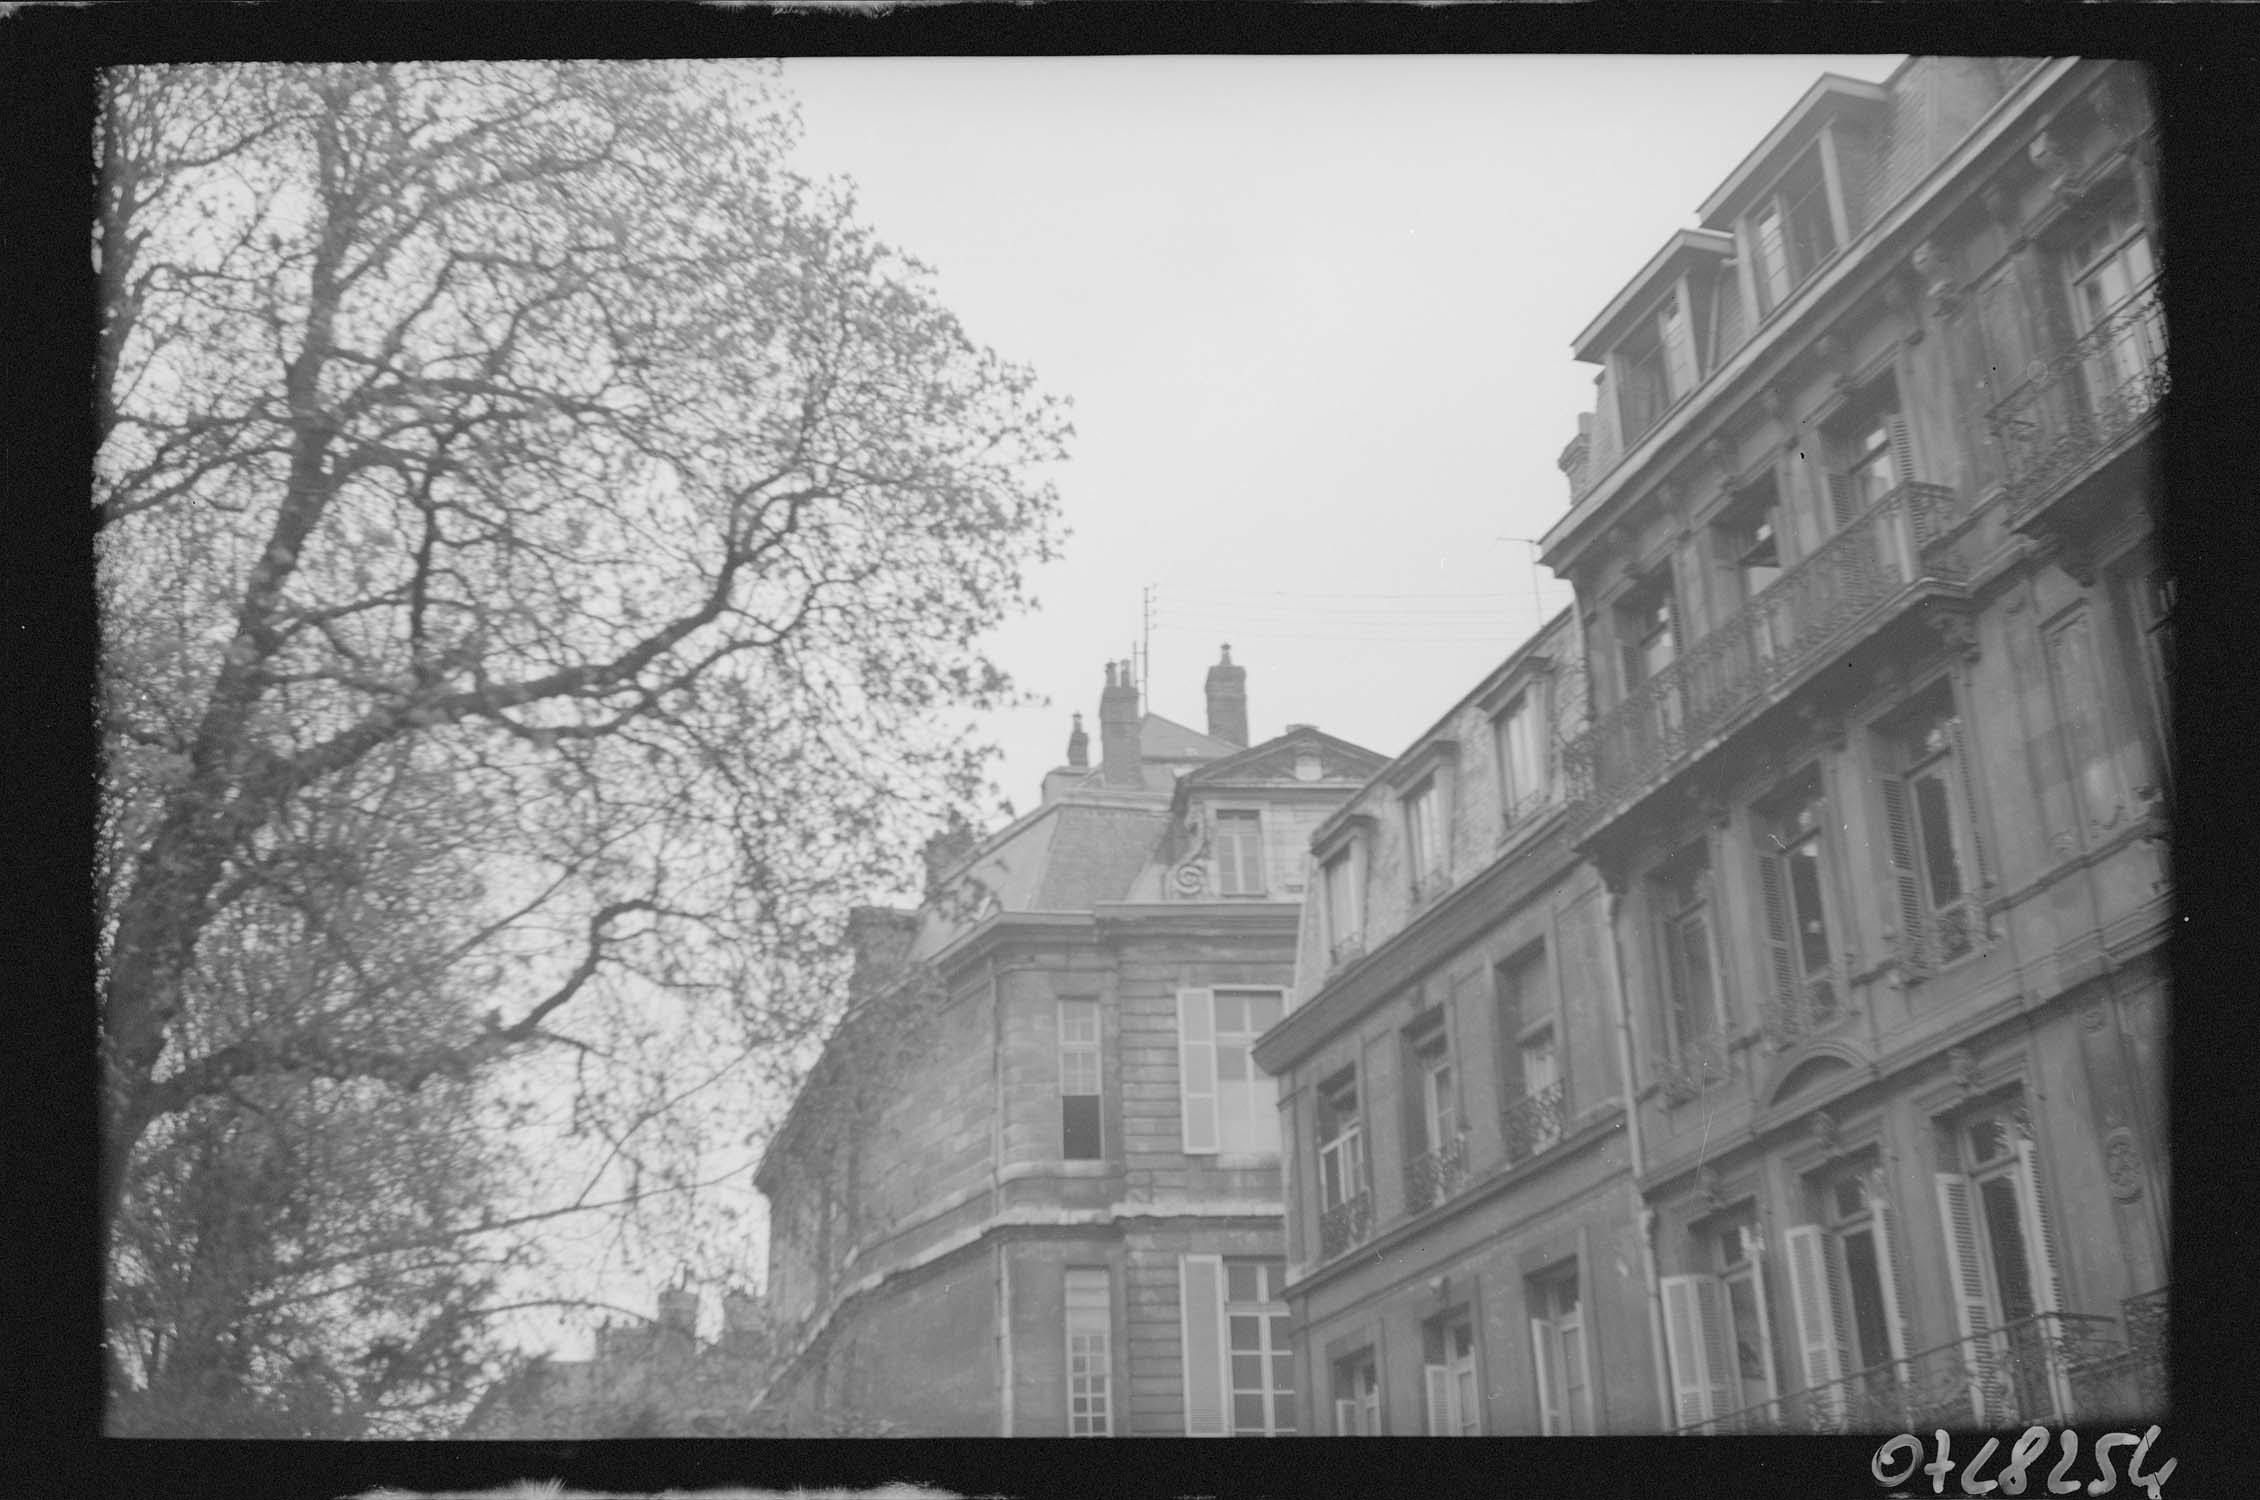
top-left (1825, 382), bottom-right (1911, 528)
top-left (1060, 1000), bottom-right (1103, 1161)
top-left (1529, 1270), bottom-right (1592, 1434)
top-left (2045, 610), bottom-right (2133, 837)
top-left (1496, 945), bottom-right (1562, 1161)
top-left (1065, 1268), bottom-right (1113, 1436)
top-left (1321, 845), bottom-right (1363, 961)
top-left (1618, 297), bottom-right (1702, 447)
top-left (1332, 1350), bottom-right (1382, 1435)
top-left (1718, 476), bottom-right (1786, 605)
top-left (1494, 685), bottom-right (1551, 825)
top-left (1182, 1256), bottom-right (1294, 1437)
top-left (1755, 770), bottom-right (1842, 1043)
top-left (1618, 577), bottom-right (1678, 692)
top-left (1406, 1017), bottom-right (1464, 1212)
top-left (1663, 1216), bottom-right (1780, 1431)
top-left (1783, 1163), bottom-right (1910, 1430)
top-left (1215, 809), bottom-right (1265, 896)
top-left (1179, 988), bottom-right (1283, 1156)
top-left (2064, 194), bottom-right (2161, 418)
top-left (1879, 685), bottom-right (1985, 973)
top-left (1935, 1105), bottom-right (2071, 1426)
top-left (1225, 1260), bottom-right (1296, 1435)
top-left (1424, 1313), bottom-right (1482, 1435)
top-left (1654, 845), bottom-right (1724, 1056)
top-left (1316, 1070), bottom-right (1370, 1259)
top-left (1406, 777), bottom-right (1446, 891)
top-left (1751, 146), bottom-right (1838, 313)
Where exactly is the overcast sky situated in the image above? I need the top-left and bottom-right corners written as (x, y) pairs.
top-left (780, 54), bottom-right (1908, 833)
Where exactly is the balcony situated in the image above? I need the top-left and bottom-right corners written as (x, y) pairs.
top-left (1565, 483), bottom-right (1965, 844)
top-left (1502, 1082), bottom-right (1566, 1164)
top-left (1760, 970), bottom-right (1847, 1051)
top-left (1988, 281), bottom-right (2166, 530)
top-left (1889, 895), bottom-right (1988, 981)
top-left (1652, 1034), bottom-right (1733, 1106)
top-left (1672, 1305), bottom-right (2163, 1435)
top-left (1318, 1190), bottom-right (1374, 1262)
top-left (1405, 1132), bottom-right (1471, 1215)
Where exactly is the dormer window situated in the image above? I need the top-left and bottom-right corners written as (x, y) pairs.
top-left (1406, 777), bottom-right (1446, 892)
top-left (1214, 808), bottom-right (1266, 897)
top-left (1751, 146), bottom-right (1838, 314)
top-left (1617, 298), bottom-right (1700, 445)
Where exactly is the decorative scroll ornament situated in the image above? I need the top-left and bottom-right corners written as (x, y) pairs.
top-left (2028, 130), bottom-right (2074, 201)
top-left (1173, 862), bottom-right (1206, 896)
top-left (1929, 609), bottom-right (1982, 664)
top-left (1912, 241), bottom-right (1960, 317)
top-left (1697, 1164), bottom-right (1725, 1212)
top-left (2104, 1128), bottom-right (2144, 1201)
top-left (1811, 1109), bottom-right (1841, 1155)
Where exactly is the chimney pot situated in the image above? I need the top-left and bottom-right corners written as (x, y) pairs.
top-left (1204, 643), bottom-right (1249, 748)
top-left (1067, 712), bottom-right (1089, 768)
top-left (1099, 659), bottom-right (1142, 787)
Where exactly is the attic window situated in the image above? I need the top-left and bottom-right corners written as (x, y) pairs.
top-left (1750, 146), bottom-right (1838, 314)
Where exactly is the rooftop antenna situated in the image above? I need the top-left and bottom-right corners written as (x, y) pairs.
top-left (1499, 537), bottom-right (1548, 633)
top-left (1138, 583), bottom-right (1153, 707)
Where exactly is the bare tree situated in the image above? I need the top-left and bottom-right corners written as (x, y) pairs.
top-left (97, 60), bottom-right (1069, 1425)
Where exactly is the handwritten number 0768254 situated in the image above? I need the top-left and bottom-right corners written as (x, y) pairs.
top-left (1872, 1427), bottom-right (2175, 1498)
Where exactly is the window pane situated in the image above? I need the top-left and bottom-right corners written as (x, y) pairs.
top-left (1272, 1350), bottom-right (1294, 1390)
top-left (1843, 1227), bottom-right (1892, 1370)
top-left (1216, 1044), bottom-right (1247, 1082)
top-left (1233, 1352), bottom-right (1264, 1386)
top-left (1227, 1264), bottom-right (1259, 1302)
top-left (1063, 1094), bottom-right (1102, 1160)
top-left (1272, 1389), bottom-right (1296, 1431)
top-left (1233, 1393), bottom-right (1265, 1430)
top-left (1913, 772), bottom-right (1964, 906)
top-left (1674, 913), bottom-right (1716, 1038)
top-left (1247, 992), bottom-right (1283, 1032)
top-left (1979, 1174), bottom-right (2037, 1322)
top-left (1214, 992), bottom-right (1246, 1035)
top-left (1966, 1117), bottom-right (2007, 1166)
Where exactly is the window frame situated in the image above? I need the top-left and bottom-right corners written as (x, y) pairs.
top-left (1492, 683), bottom-right (1553, 828)
top-left (1059, 998), bottom-right (1104, 1161)
top-left (1747, 144), bottom-right (1839, 315)
top-left (1876, 680), bottom-right (1988, 975)
top-left (1404, 775), bottom-right (1446, 894)
top-left (1332, 1349), bottom-right (1382, 1436)
top-left (1316, 1069), bottom-right (1367, 1212)
top-left (1423, 1310), bottom-right (1483, 1437)
top-left (1065, 1267), bottom-right (1115, 1437)
top-left (1211, 988), bottom-right (1285, 1157)
top-left (1223, 1258), bottom-right (1297, 1436)
top-left (1653, 844), bottom-right (1726, 1059)
top-left (1212, 806), bottom-right (1268, 898)
top-left (1319, 840), bottom-right (1365, 964)
top-left (1529, 1268), bottom-right (1593, 1435)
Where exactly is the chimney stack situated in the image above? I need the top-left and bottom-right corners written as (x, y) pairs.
top-left (1204, 644), bottom-right (1248, 748)
top-left (656, 1283), bottom-right (700, 1363)
top-left (847, 905), bottom-right (920, 1004)
top-left (1066, 712), bottom-right (1089, 769)
top-left (1099, 660), bottom-right (1142, 787)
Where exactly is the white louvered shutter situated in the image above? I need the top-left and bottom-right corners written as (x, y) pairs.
top-left (1870, 1193), bottom-right (1913, 1367)
top-left (1178, 988), bottom-right (1218, 1155)
top-left (1694, 1277), bottom-right (1737, 1426)
top-left (1423, 1363), bottom-right (1452, 1436)
top-left (1783, 1226), bottom-right (1848, 1430)
top-left (1879, 777), bottom-right (1928, 973)
top-left (1935, 1172), bottom-right (1999, 1428)
top-left (1179, 1255), bottom-right (1228, 1435)
top-left (1529, 1319), bottom-right (1561, 1435)
top-left (1659, 1275), bottom-right (1717, 1431)
top-left (2013, 1136), bottom-right (2076, 1418)
top-left (1756, 852), bottom-right (1799, 1028)
top-left (1334, 1398), bottom-right (1359, 1436)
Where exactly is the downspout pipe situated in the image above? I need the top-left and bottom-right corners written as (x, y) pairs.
top-left (1601, 883), bottom-right (1674, 1431)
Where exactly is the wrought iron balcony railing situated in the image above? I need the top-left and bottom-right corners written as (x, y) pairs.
top-left (1405, 1132), bottom-right (1470, 1215)
top-left (1652, 1033), bottom-right (1733, 1106)
top-left (1318, 1189), bottom-right (1374, 1262)
top-left (1502, 1082), bottom-right (1566, 1164)
top-left (1889, 895), bottom-right (1988, 980)
top-left (1671, 1309), bottom-right (2158, 1436)
top-left (1760, 970), bottom-right (1848, 1052)
top-left (1564, 483), bottom-right (1964, 842)
top-left (1988, 281), bottom-right (2167, 526)
top-left (2119, 1287), bottom-right (2167, 1416)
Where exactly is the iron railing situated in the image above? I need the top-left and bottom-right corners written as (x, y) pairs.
top-left (1988, 281), bottom-right (2167, 526)
top-left (1890, 896), bottom-right (1987, 980)
top-left (1759, 970), bottom-right (1847, 1052)
top-left (1405, 1132), bottom-right (1470, 1215)
top-left (1564, 483), bottom-right (1964, 841)
top-left (1673, 1310), bottom-right (2158, 1436)
top-left (1653, 1034), bottom-right (1734, 1106)
top-left (1319, 1189), bottom-right (1374, 1262)
top-left (2119, 1287), bottom-right (2167, 1416)
top-left (1502, 1082), bottom-right (1566, 1164)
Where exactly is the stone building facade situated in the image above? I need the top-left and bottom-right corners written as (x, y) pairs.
top-left (1263, 56), bottom-right (2166, 1438)
top-left (1545, 56), bottom-right (2167, 1432)
top-left (754, 652), bottom-right (1384, 1435)
top-left (1255, 608), bottom-right (1671, 1435)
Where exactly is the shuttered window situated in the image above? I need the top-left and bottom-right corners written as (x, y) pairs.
top-left (1317, 1071), bottom-right (1365, 1210)
top-left (1935, 1106), bottom-right (2073, 1426)
top-left (1212, 989), bottom-right (1283, 1155)
top-left (1880, 684), bottom-right (1987, 974)
top-left (1528, 1271), bottom-right (1589, 1434)
top-left (1660, 299), bottom-right (1699, 402)
top-left (1177, 988), bottom-right (1218, 1155)
top-left (1065, 1268), bottom-right (1113, 1437)
top-left (1224, 1260), bottom-right (1296, 1435)
top-left (1422, 1314), bottom-right (1481, 1436)
top-left (1332, 1350), bottom-right (1381, 1436)
top-left (2044, 610), bottom-right (2134, 838)
top-left (1180, 1255), bottom-right (1228, 1436)
top-left (1495, 686), bottom-right (1551, 823)
top-left (1406, 777), bottom-right (1446, 888)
